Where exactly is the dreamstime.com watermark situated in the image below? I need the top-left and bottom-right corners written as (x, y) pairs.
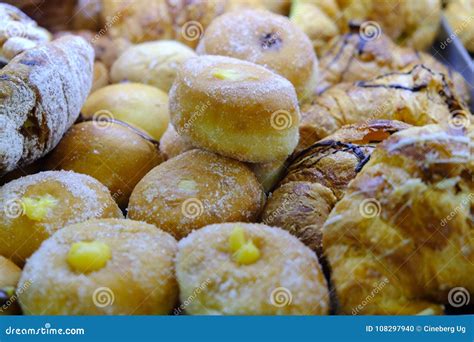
top-left (173, 278), bottom-right (211, 315)
top-left (440, 192), bottom-right (473, 227)
top-left (352, 278), bottom-right (389, 315)
top-left (440, 15), bottom-right (474, 50)
top-left (5, 323), bottom-right (85, 336)
top-left (91, 12), bottom-right (122, 44)
top-left (0, 280), bottom-right (31, 313)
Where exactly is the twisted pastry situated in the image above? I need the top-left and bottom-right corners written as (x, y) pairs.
top-left (323, 124), bottom-right (473, 314)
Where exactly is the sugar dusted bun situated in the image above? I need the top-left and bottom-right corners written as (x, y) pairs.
top-left (44, 121), bottom-right (164, 209)
top-left (169, 55), bottom-right (300, 163)
top-left (176, 222), bottom-right (329, 315)
top-left (18, 219), bottom-right (178, 315)
top-left (128, 150), bottom-right (265, 240)
top-left (159, 124), bottom-right (195, 160)
top-left (196, 9), bottom-right (318, 99)
top-left (0, 171), bottom-right (122, 265)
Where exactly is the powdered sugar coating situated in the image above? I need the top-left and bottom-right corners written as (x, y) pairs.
top-left (0, 35), bottom-right (94, 175)
top-left (177, 222), bottom-right (329, 315)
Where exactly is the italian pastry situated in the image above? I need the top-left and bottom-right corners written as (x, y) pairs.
top-left (18, 219), bottom-right (178, 315)
top-left (81, 83), bottom-right (170, 141)
top-left (0, 3), bottom-right (51, 62)
top-left (299, 65), bottom-right (469, 150)
top-left (111, 40), bottom-right (197, 93)
top-left (315, 24), bottom-right (469, 102)
top-left (196, 9), bottom-right (318, 99)
top-left (0, 36), bottom-right (94, 176)
top-left (176, 223), bottom-right (330, 315)
top-left (44, 121), bottom-right (164, 208)
top-left (262, 120), bottom-right (410, 253)
top-left (290, 0), bottom-right (441, 54)
top-left (0, 256), bottom-right (22, 315)
top-left (0, 171), bottom-right (122, 265)
top-left (445, 0), bottom-right (474, 52)
top-left (170, 55), bottom-right (300, 163)
top-left (323, 124), bottom-right (473, 314)
top-left (128, 150), bottom-right (265, 240)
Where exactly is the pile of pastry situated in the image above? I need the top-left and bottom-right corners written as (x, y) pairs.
top-left (0, 0), bottom-right (472, 315)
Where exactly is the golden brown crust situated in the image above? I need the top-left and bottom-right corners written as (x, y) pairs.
top-left (196, 9), bottom-right (318, 99)
top-left (18, 219), bottom-right (178, 315)
top-left (128, 150), bottom-right (265, 240)
top-left (323, 124), bottom-right (473, 314)
top-left (0, 256), bottom-right (22, 315)
top-left (0, 171), bottom-right (123, 265)
top-left (176, 222), bottom-right (330, 315)
top-left (170, 55), bottom-right (300, 163)
top-left (159, 124), bottom-right (195, 160)
top-left (44, 121), bottom-right (164, 209)
top-left (445, 0), bottom-right (474, 52)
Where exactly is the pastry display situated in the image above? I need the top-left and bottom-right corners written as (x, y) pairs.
top-left (169, 55), bottom-right (300, 163)
top-left (323, 124), bottom-right (473, 314)
top-left (18, 219), bottom-right (178, 315)
top-left (196, 9), bottom-right (318, 100)
top-left (0, 171), bottom-right (122, 265)
top-left (290, 0), bottom-right (442, 54)
top-left (299, 65), bottom-right (469, 150)
top-left (44, 121), bottom-right (163, 208)
top-left (262, 120), bottom-right (410, 253)
top-left (111, 40), bottom-right (197, 93)
top-left (0, 256), bottom-right (22, 315)
top-left (176, 223), bottom-right (329, 314)
top-left (128, 150), bottom-right (265, 240)
top-left (81, 83), bottom-right (170, 141)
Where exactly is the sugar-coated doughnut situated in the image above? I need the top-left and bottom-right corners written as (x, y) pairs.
top-left (0, 171), bottom-right (122, 265)
top-left (0, 256), bottom-right (22, 315)
top-left (81, 83), bottom-right (170, 141)
top-left (111, 40), bottom-right (197, 93)
top-left (18, 219), bottom-right (178, 315)
top-left (128, 150), bottom-right (265, 240)
top-left (196, 9), bottom-right (318, 99)
top-left (44, 121), bottom-right (164, 208)
top-left (176, 223), bottom-right (329, 315)
top-left (170, 55), bottom-right (300, 163)
top-left (159, 124), bottom-right (195, 160)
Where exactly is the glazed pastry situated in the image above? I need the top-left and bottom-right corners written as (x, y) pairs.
top-left (170, 55), bottom-right (300, 163)
top-left (44, 121), bottom-right (164, 208)
top-left (128, 150), bottom-right (265, 240)
top-left (111, 40), bottom-right (197, 93)
top-left (196, 9), bottom-right (318, 100)
top-left (290, 0), bottom-right (441, 54)
top-left (0, 256), bottom-right (22, 315)
top-left (159, 124), bottom-right (195, 160)
top-left (262, 120), bottom-right (410, 253)
top-left (315, 23), bottom-right (469, 102)
top-left (323, 124), bottom-right (473, 314)
top-left (0, 3), bottom-right (51, 61)
top-left (299, 65), bottom-right (468, 150)
top-left (176, 223), bottom-right (330, 314)
top-left (0, 36), bottom-right (94, 176)
top-left (81, 83), bottom-right (170, 141)
top-left (0, 171), bottom-right (122, 265)
top-left (18, 219), bottom-right (178, 315)
top-left (445, 0), bottom-right (474, 52)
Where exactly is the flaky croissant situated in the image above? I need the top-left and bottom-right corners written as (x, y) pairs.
top-left (323, 124), bottom-right (473, 314)
top-left (261, 120), bottom-right (410, 254)
top-left (299, 64), bottom-right (470, 151)
top-left (0, 36), bottom-right (94, 176)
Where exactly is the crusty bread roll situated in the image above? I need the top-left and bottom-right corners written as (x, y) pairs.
top-left (0, 36), bottom-right (94, 176)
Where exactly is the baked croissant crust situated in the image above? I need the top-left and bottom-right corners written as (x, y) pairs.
top-left (299, 64), bottom-right (469, 151)
top-left (445, 0), bottom-right (474, 52)
top-left (323, 124), bottom-right (473, 314)
top-left (261, 120), bottom-right (410, 254)
top-left (315, 23), bottom-right (469, 102)
top-left (0, 36), bottom-right (94, 176)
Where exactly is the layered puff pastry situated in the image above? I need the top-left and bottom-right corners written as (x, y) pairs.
top-left (323, 124), bottom-right (473, 314)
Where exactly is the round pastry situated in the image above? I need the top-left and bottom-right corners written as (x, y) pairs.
top-left (44, 121), bottom-right (164, 208)
top-left (0, 256), bottom-right (22, 315)
top-left (128, 150), bottom-right (265, 240)
top-left (111, 40), bottom-right (197, 93)
top-left (18, 219), bottom-right (178, 315)
top-left (169, 55), bottom-right (300, 163)
top-left (196, 9), bottom-right (318, 99)
top-left (248, 158), bottom-right (288, 193)
top-left (159, 124), bottom-right (195, 160)
top-left (81, 83), bottom-right (170, 141)
top-left (91, 61), bottom-right (109, 93)
top-left (0, 171), bottom-right (122, 265)
top-left (176, 222), bottom-right (329, 315)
